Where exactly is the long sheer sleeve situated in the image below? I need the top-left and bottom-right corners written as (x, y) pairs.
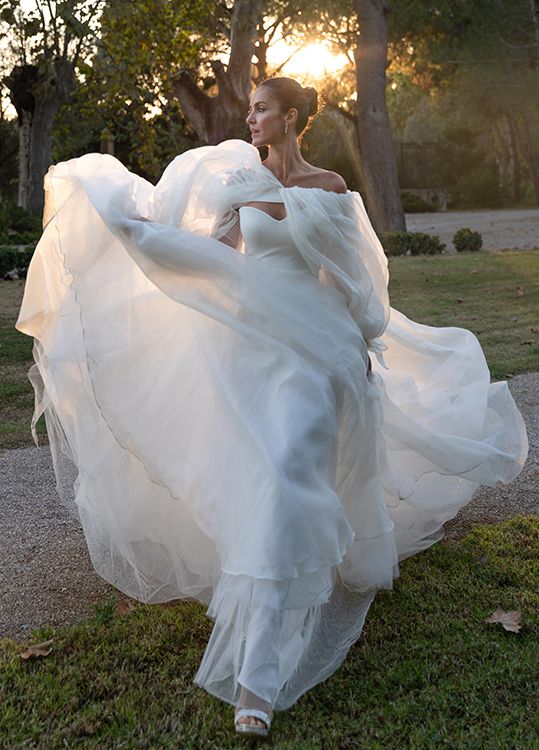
top-left (282, 188), bottom-right (390, 366)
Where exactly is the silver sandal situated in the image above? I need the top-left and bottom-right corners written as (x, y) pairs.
top-left (234, 708), bottom-right (272, 739)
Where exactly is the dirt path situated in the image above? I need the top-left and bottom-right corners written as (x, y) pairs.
top-left (1, 373), bottom-right (537, 642)
top-left (406, 209), bottom-right (539, 252)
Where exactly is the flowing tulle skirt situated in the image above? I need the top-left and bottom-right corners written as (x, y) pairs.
top-left (15, 152), bottom-right (527, 709)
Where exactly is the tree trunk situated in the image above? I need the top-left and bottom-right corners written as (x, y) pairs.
top-left (516, 109), bottom-right (539, 207)
top-left (18, 110), bottom-right (32, 210)
top-left (505, 113), bottom-right (522, 204)
top-left (353, 0), bottom-right (406, 232)
top-left (6, 60), bottom-right (75, 216)
top-left (491, 119), bottom-right (510, 196)
top-left (172, 0), bottom-right (264, 144)
top-left (27, 99), bottom-right (58, 215)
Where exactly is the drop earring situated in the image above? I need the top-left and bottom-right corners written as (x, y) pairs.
top-left (284, 122), bottom-right (288, 135)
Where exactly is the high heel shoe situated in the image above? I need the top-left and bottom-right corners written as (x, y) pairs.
top-left (234, 708), bottom-right (272, 739)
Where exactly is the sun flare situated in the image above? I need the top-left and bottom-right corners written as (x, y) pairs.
top-left (267, 40), bottom-right (348, 82)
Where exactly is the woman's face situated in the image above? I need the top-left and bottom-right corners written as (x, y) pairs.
top-left (246, 88), bottom-right (293, 146)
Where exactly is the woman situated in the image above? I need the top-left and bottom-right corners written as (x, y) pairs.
top-left (16, 77), bottom-right (527, 740)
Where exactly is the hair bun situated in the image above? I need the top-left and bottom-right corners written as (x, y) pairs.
top-left (303, 86), bottom-right (318, 116)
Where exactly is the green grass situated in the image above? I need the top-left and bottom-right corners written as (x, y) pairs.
top-left (1, 250), bottom-right (538, 449)
top-left (1, 516), bottom-right (537, 748)
top-left (388, 251), bottom-right (539, 379)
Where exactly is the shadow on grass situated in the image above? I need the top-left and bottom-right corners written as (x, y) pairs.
top-left (1, 516), bottom-right (537, 749)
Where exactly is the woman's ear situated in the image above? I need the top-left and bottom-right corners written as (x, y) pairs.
top-left (287, 107), bottom-right (299, 128)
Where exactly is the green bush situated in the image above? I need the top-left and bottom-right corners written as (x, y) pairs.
top-left (0, 231), bottom-right (39, 245)
top-left (409, 232), bottom-right (445, 255)
top-left (0, 200), bottom-right (41, 245)
top-left (401, 191), bottom-right (438, 213)
top-left (0, 246), bottom-right (35, 276)
top-left (453, 227), bottom-right (483, 252)
top-left (379, 231), bottom-right (410, 257)
top-left (380, 231), bottom-right (445, 257)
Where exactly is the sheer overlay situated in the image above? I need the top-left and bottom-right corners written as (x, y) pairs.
top-left (16, 139), bottom-right (527, 710)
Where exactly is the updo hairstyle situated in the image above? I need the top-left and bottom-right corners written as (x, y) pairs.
top-left (257, 77), bottom-right (319, 136)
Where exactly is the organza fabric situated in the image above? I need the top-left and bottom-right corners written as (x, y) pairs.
top-left (16, 140), bottom-right (527, 710)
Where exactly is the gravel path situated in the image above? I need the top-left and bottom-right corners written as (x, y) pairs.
top-left (406, 209), bottom-right (539, 252)
top-left (1, 373), bottom-right (537, 642)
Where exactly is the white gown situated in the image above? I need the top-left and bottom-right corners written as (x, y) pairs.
top-left (15, 140), bottom-right (528, 711)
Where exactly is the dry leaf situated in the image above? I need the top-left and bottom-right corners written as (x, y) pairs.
top-left (115, 598), bottom-right (135, 615)
top-left (456, 298), bottom-right (464, 304)
top-left (485, 606), bottom-right (522, 633)
top-left (511, 316), bottom-right (519, 322)
top-left (531, 327), bottom-right (539, 334)
top-left (515, 286), bottom-right (525, 297)
top-left (520, 340), bottom-right (534, 346)
top-left (20, 638), bottom-right (54, 660)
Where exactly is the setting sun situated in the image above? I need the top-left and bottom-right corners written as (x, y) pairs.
top-left (266, 40), bottom-right (348, 82)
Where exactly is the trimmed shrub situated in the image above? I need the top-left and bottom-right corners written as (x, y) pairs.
top-left (0, 200), bottom-right (41, 245)
top-left (401, 191), bottom-right (438, 213)
top-left (0, 231), bottom-right (39, 245)
top-left (453, 227), bottom-right (483, 252)
top-left (379, 231), bottom-right (410, 257)
top-left (0, 246), bottom-right (35, 277)
top-left (409, 232), bottom-right (445, 255)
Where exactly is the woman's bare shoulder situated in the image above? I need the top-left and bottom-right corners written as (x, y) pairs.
top-left (305, 169), bottom-right (347, 194)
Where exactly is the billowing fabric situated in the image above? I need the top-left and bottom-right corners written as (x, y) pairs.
top-left (16, 139), bottom-right (527, 710)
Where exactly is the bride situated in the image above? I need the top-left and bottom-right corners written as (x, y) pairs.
top-left (16, 76), bottom-right (527, 740)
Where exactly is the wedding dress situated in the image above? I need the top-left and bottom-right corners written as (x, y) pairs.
top-left (15, 139), bottom-right (528, 711)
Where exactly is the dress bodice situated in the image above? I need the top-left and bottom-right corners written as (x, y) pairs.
top-left (238, 206), bottom-right (312, 274)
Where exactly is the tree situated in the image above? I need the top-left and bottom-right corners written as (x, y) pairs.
top-left (77, 0), bottom-right (219, 178)
top-left (2, 0), bottom-right (103, 215)
top-left (352, 0), bottom-right (405, 231)
top-left (281, 0), bottom-right (406, 231)
top-left (172, 0), bottom-right (265, 144)
top-left (387, 0), bottom-right (539, 206)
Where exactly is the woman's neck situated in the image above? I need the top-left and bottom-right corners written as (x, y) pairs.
top-left (263, 141), bottom-right (311, 185)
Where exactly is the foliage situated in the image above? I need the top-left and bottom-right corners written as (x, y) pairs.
top-left (0, 247), bottom-right (34, 275)
top-left (0, 200), bottom-right (40, 246)
top-left (0, 200), bottom-right (40, 233)
top-left (379, 231), bottom-right (410, 257)
top-left (0, 0), bottom-right (102, 57)
top-left (0, 516), bottom-right (537, 747)
top-left (409, 231), bottom-right (445, 255)
top-left (0, 117), bottom-right (17, 201)
top-left (380, 230), bottom-right (445, 256)
top-left (400, 190), bottom-right (438, 212)
top-left (453, 228), bottom-right (483, 253)
top-left (387, 0), bottom-right (539, 208)
top-left (67, 0), bottom-right (221, 179)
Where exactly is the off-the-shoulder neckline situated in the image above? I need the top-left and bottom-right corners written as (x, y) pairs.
top-left (259, 164), bottom-right (351, 196)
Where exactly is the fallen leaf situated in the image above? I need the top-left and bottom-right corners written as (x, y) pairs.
top-left (515, 286), bottom-right (524, 297)
top-left (485, 606), bottom-right (522, 633)
top-left (20, 638), bottom-right (54, 659)
top-left (456, 298), bottom-right (464, 304)
top-left (520, 340), bottom-right (534, 346)
top-left (531, 327), bottom-right (539, 334)
top-left (511, 316), bottom-right (519, 322)
top-left (505, 373), bottom-right (515, 378)
top-left (115, 598), bottom-right (135, 615)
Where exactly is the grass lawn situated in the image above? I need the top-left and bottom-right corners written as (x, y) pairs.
top-left (1, 252), bottom-right (537, 746)
top-left (1, 515), bottom-right (537, 748)
top-left (388, 251), bottom-right (539, 380)
top-left (2, 249), bottom-right (538, 450)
